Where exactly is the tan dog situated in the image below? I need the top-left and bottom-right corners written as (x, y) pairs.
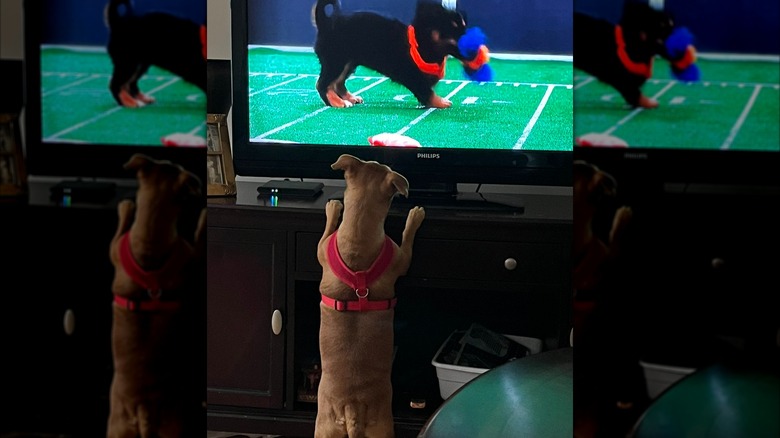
top-left (107, 154), bottom-right (206, 438)
top-left (315, 154), bottom-right (425, 438)
top-left (572, 160), bottom-right (632, 293)
top-left (573, 160), bottom-right (633, 438)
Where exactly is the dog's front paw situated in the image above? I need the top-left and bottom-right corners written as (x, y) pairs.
top-left (406, 206), bottom-right (425, 229)
top-left (326, 89), bottom-right (349, 108)
top-left (638, 95), bottom-right (658, 109)
top-left (325, 199), bottom-right (343, 218)
top-left (428, 95), bottom-right (452, 109)
top-left (344, 93), bottom-right (363, 105)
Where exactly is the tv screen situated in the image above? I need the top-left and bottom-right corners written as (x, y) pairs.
top-left (231, 0), bottom-right (574, 192)
top-left (573, 0), bottom-right (780, 188)
top-left (23, 0), bottom-right (207, 182)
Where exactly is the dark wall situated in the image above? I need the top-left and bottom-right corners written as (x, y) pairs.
top-left (41, 0), bottom-right (206, 46)
top-left (247, 0), bottom-right (572, 55)
top-left (575, 0), bottom-right (780, 54)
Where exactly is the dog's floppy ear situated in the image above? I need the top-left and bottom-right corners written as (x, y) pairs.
top-left (123, 153), bottom-right (153, 172)
top-left (177, 169), bottom-right (203, 197)
top-left (589, 171), bottom-right (617, 205)
top-left (387, 171), bottom-right (410, 198)
top-left (331, 154), bottom-right (363, 171)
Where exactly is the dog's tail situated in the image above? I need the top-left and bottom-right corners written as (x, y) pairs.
top-left (311, 0), bottom-right (340, 30)
top-left (104, 0), bottom-right (134, 28)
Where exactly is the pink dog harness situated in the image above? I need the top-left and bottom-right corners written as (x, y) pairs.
top-left (114, 232), bottom-right (181, 312)
top-left (321, 231), bottom-right (397, 312)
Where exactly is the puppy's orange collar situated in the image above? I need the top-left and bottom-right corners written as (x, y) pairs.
top-left (615, 25), bottom-right (653, 78)
top-left (322, 231), bottom-right (397, 312)
top-left (408, 25), bottom-right (446, 79)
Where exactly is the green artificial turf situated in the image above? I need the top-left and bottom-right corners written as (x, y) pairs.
top-left (574, 56), bottom-right (780, 151)
top-left (247, 46), bottom-right (573, 151)
top-left (41, 46), bottom-right (207, 146)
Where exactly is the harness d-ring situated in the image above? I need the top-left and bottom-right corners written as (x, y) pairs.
top-left (148, 289), bottom-right (163, 300)
top-left (355, 288), bottom-right (369, 299)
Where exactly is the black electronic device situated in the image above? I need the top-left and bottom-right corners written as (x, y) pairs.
top-left (257, 180), bottom-right (324, 199)
top-left (49, 180), bottom-right (117, 204)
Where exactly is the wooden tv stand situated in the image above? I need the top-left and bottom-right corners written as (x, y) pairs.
top-left (206, 182), bottom-right (572, 437)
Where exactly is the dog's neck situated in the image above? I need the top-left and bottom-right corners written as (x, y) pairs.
top-left (337, 198), bottom-right (391, 271)
top-left (129, 208), bottom-right (181, 269)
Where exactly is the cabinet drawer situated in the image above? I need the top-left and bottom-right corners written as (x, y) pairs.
top-left (408, 239), bottom-right (568, 284)
top-left (296, 233), bottom-right (568, 285)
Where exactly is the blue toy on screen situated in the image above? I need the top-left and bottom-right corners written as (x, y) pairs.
top-left (666, 27), bottom-right (701, 82)
top-left (458, 27), bottom-right (493, 82)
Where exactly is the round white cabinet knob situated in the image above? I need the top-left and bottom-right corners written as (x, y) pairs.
top-left (63, 309), bottom-right (75, 335)
top-left (271, 309), bottom-right (283, 335)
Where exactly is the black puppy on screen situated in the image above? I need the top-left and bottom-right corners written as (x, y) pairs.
top-left (574, 1), bottom-right (676, 109)
top-left (312, 0), bottom-right (471, 109)
top-left (104, 0), bottom-right (207, 107)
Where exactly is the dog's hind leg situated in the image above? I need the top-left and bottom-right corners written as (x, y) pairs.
top-left (344, 403), bottom-right (367, 438)
top-left (334, 63), bottom-right (363, 105)
top-left (128, 65), bottom-right (155, 105)
top-left (317, 61), bottom-right (350, 108)
top-left (110, 62), bottom-right (141, 107)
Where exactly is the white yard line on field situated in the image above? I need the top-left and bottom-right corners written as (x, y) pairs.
top-left (249, 74), bottom-right (309, 97)
top-left (603, 81), bottom-right (676, 136)
top-left (42, 74), bottom-right (104, 97)
top-left (395, 81), bottom-right (470, 136)
top-left (514, 84), bottom-right (555, 149)
top-left (720, 84), bottom-right (762, 150)
top-left (46, 77), bottom-right (180, 141)
top-left (252, 77), bottom-right (389, 141)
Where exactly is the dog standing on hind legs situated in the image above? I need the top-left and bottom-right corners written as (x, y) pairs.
top-left (316, 154), bottom-right (425, 438)
top-left (107, 154), bottom-right (206, 438)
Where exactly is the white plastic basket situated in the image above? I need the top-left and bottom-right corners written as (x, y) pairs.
top-left (431, 331), bottom-right (543, 400)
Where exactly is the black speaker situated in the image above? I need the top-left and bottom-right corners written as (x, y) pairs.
top-left (207, 59), bottom-right (232, 115)
top-left (0, 59), bottom-right (24, 113)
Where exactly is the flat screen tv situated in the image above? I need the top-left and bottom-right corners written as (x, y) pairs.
top-left (230, 0), bottom-right (574, 203)
top-left (573, 0), bottom-right (780, 191)
top-left (23, 0), bottom-right (207, 188)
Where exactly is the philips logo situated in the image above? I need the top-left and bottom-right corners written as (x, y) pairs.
top-left (417, 153), bottom-right (440, 159)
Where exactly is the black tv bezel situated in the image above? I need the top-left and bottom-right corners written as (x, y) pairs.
top-left (229, 0), bottom-right (573, 189)
top-left (574, 146), bottom-right (780, 193)
top-left (22, 0), bottom-right (206, 182)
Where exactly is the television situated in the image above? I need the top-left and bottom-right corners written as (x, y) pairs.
top-left (229, 0), bottom-right (574, 208)
top-left (573, 0), bottom-right (780, 193)
top-left (23, 0), bottom-right (207, 202)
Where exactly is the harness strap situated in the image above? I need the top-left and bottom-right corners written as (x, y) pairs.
top-left (615, 25), bottom-right (653, 78)
top-left (119, 232), bottom-right (164, 292)
top-left (324, 231), bottom-right (396, 312)
top-left (408, 25), bottom-right (447, 79)
top-left (113, 295), bottom-right (181, 312)
top-left (115, 232), bottom-right (181, 312)
top-left (321, 294), bottom-right (397, 312)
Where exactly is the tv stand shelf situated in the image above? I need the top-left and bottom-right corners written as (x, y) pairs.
top-left (207, 182), bottom-right (572, 437)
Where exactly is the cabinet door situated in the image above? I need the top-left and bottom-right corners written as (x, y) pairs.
top-left (207, 227), bottom-right (286, 409)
